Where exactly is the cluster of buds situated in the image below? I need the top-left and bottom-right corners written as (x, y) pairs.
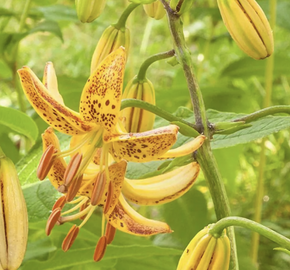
top-left (0, 151), bottom-right (28, 270)
top-left (177, 225), bottom-right (230, 270)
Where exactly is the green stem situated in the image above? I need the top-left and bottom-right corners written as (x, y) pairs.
top-left (121, 98), bottom-right (199, 136)
top-left (251, 0), bottom-right (276, 265)
top-left (18, 0), bottom-right (32, 32)
top-left (233, 105), bottom-right (290, 123)
top-left (161, 1), bottom-right (238, 269)
top-left (209, 217), bottom-right (290, 251)
top-left (114, 3), bottom-right (139, 30)
top-left (136, 50), bottom-right (175, 81)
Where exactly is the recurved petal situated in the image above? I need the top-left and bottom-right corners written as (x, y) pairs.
top-left (79, 47), bottom-right (126, 131)
top-left (106, 125), bottom-right (179, 163)
top-left (42, 127), bottom-right (66, 189)
top-left (42, 62), bottom-right (64, 105)
top-left (106, 194), bottom-right (172, 236)
top-left (122, 162), bottom-right (200, 205)
top-left (159, 135), bottom-right (206, 159)
top-left (18, 66), bottom-right (97, 135)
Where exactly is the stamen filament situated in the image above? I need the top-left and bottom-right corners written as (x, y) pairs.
top-left (59, 204), bottom-right (93, 223)
top-left (102, 213), bottom-right (105, 236)
top-left (55, 132), bottom-right (96, 159)
top-left (67, 196), bottom-right (85, 205)
top-left (61, 197), bottom-right (88, 216)
top-left (79, 206), bottom-right (97, 229)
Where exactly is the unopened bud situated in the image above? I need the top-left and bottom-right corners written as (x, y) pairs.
top-left (75, 0), bottom-right (106, 23)
top-left (90, 25), bottom-right (130, 73)
top-left (217, 0), bottom-right (274, 60)
top-left (0, 151), bottom-right (28, 270)
top-left (121, 76), bottom-right (156, 133)
top-left (143, 1), bottom-right (166, 20)
top-left (177, 225), bottom-right (230, 270)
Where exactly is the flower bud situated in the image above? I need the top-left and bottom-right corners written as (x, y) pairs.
top-left (0, 151), bottom-right (28, 270)
top-left (217, 0), bottom-right (274, 60)
top-left (177, 225), bottom-right (230, 270)
top-left (90, 25), bottom-right (130, 73)
top-left (143, 1), bottom-right (166, 20)
top-left (75, 0), bottom-right (106, 23)
top-left (121, 76), bottom-right (156, 133)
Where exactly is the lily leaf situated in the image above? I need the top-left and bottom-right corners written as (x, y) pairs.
top-left (0, 106), bottom-right (38, 144)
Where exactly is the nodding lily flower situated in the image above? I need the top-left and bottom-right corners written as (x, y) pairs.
top-left (18, 47), bottom-right (205, 261)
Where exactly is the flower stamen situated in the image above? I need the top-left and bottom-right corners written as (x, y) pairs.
top-left (37, 145), bottom-right (56, 180)
top-left (46, 207), bottom-right (62, 235)
top-left (66, 174), bottom-right (84, 202)
top-left (91, 172), bottom-right (107, 206)
top-left (52, 195), bottom-right (67, 211)
top-left (93, 236), bottom-right (107, 262)
top-left (105, 222), bottom-right (116, 245)
top-left (62, 225), bottom-right (80, 252)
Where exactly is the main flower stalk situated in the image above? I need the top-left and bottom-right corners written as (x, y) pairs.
top-left (161, 1), bottom-right (238, 269)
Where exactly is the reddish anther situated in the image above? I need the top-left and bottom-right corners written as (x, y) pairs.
top-left (62, 225), bottom-right (80, 252)
top-left (93, 236), bottom-right (107, 262)
top-left (91, 172), bottom-right (106, 206)
top-left (105, 222), bottom-right (116, 245)
top-left (63, 153), bottom-right (83, 186)
top-left (37, 145), bottom-right (55, 180)
top-left (52, 195), bottom-right (67, 211)
top-left (46, 207), bottom-right (61, 236)
top-left (103, 181), bottom-right (114, 214)
top-left (66, 174), bottom-right (83, 202)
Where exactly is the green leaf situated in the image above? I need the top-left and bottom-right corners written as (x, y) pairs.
top-left (29, 20), bottom-right (63, 41)
top-left (0, 7), bottom-right (16, 16)
top-left (208, 110), bottom-right (290, 149)
top-left (0, 132), bottom-right (20, 163)
top-left (22, 180), bottom-right (59, 222)
top-left (220, 55), bottom-right (290, 79)
top-left (0, 32), bottom-right (27, 54)
top-left (0, 106), bottom-right (38, 143)
top-left (20, 244), bottom-right (180, 270)
top-left (33, 5), bottom-right (78, 22)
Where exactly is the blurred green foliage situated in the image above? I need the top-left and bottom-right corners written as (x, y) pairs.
top-left (0, 0), bottom-right (290, 269)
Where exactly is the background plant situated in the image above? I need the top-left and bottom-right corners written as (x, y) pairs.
top-left (1, 0), bottom-right (290, 269)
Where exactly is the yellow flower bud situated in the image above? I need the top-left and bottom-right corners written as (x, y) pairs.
top-left (177, 225), bottom-right (230, 270)
top-left (217, 0), bottom-right (274, 60)
top-left (143, 1), bottom-right (166, 20)
top-left (0, 151), bottom-right (28, 270)
top-left (90, 25), bottom-right (130, 73)
top-left (121, 76), bottom-right (156, 133)
top-left (75, 0), bottom-right (106, 23)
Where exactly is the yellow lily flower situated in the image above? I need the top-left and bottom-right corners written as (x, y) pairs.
top-left (18, 47), bottom-right (205, 261)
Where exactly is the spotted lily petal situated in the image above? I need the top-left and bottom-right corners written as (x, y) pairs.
top-left (159, 135), bottom-right (206, 159)
top-left (41, 127), bottom-right (66, 189)
top-left (18, 67), bottom-right (97, 135)
top-left (105, 125), bottom-right (179, 162)
top-left (79, 47), bottom-right (126, 132)
top-left (122, 162), bottom-right (200, 205)
top-left (106, 194), bottom-right (172, 236)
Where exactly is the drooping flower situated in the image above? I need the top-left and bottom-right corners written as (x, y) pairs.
top-left (18, 47), bottom-right (205, 261)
